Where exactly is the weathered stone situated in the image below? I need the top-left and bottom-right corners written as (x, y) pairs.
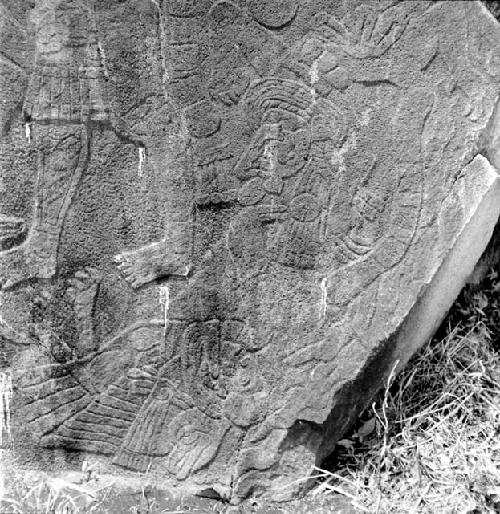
top-left (1, 0), bottom-right (500, 504)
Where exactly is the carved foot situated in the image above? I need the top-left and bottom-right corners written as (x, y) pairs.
top-left (114, 240), bottom-right (190, 289)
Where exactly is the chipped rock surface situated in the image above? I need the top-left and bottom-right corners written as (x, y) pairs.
top-left (1, 0), bottom-right (500, 504)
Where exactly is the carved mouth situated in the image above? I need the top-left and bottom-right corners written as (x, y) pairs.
top-left (333, 233), bottom-right (373, 264)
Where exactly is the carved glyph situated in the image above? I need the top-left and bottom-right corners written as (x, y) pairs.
top-left (1, 0), bottom-right (500, 503)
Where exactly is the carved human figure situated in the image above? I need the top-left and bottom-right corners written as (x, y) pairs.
top-left (112, 0), bottom-right (212, 290)
top-left (0, 0), bottom-right (142, 289)
top-left (325, 88), bottom-right (432, 324)
top-left (109, 317), bottom-right (250, 473)
top-left (227, 78), bottom-right (348, 276)
top-left (20, 312), bottom-right (253, 475)
top-left (112, 0), bottom-right (289, 290)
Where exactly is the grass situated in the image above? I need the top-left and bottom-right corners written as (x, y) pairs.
top-left (314, 269), bottom-right (500, 513)
top-left (0, 468), bottom-right (115, 514)
top-left (1, 271), bottom-right (499, 513)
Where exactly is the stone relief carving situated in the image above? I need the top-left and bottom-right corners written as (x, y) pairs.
top-left (0, 0), bottom-right (144, 290)
top-left (228, 77), bottom-right (348, 275)
top-left (1, 0), bottom-right (500, 504)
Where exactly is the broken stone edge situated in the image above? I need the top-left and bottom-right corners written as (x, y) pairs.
top-left (263, 154), bottom-right (500, 503)
top-left (320, 155), bottom-right (500, 469)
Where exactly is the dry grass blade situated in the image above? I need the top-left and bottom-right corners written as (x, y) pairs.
top-left (316, 269), bottom-right (500, 513)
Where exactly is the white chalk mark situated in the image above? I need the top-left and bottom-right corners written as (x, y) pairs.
top-left (0, 372), bottom-right (13, 447)
top-left (150, 0), bottom-right (169, 86)
top-left (263, 141), bottom-right (276, 173)
top-left (159, 285), bottom-right (170, 358)
top-left (320, 277), bottom-right (328, 318)
top-left (138, 147), bottom-right (146, 177)
top-left (331, 130), bottom-right (357, 174)
top-left (310, 60), bottom-right (319, 85)
top-left (159, 284), bottom-right (170, 335)
top-left (310, 60), bottom-right (319, 102)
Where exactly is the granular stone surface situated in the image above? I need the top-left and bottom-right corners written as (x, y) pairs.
top-left (1, 0), bottom-right (500, 503)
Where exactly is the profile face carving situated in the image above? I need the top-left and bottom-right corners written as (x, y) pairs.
top-left (2, 0), bottom-right (497, 502)
top-left (228, 78), bottom-right (350, 273)
top-left (235, 114), bottom-right (311, 205)
top-left (234, 79), bottom-right (325, 213)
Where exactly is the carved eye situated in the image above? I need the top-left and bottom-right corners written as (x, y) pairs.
top-left (177, 426), bottom-right (200, 446)
top-left (290, 193), bottom-right (321, 222)
top-left (277, 130), bottom-right (310, 177)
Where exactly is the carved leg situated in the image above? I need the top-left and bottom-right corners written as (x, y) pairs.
top-left (0, 124), bottom-right (89, 289)
top-left (67, 267), bottom-right (101, 357)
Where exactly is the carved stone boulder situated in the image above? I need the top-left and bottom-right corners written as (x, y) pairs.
top-left (1, 0), bottom-right (500, 504)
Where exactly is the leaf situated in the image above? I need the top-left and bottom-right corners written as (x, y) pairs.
top-left (337, 439), bottom-right (354, 450)
top-left (355, 417), bottom-right (376, 440)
